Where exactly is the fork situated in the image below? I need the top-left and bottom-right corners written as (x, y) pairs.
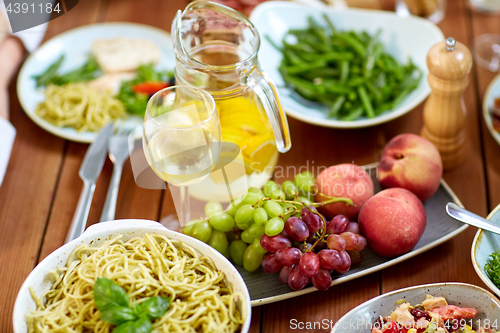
top-left (99, 123), bottom-right (134, 222)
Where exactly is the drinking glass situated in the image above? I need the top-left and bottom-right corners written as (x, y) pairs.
top-left (143, 86), bottom-right (221, 225)
top-left (473, 34), bottom-right (500, 72)
top-left (469, 0), bottom-right (500, 13)
top-left (467, 0), bottom-right (500, 72)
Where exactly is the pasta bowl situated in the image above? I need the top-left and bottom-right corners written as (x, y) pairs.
top-left (13, 219), bottom-right (251, 333)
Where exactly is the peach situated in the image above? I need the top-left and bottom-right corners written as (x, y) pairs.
top-left (378, 133), bottom-right (442, 202)
top-left (358, 188), bottom-right (426, 257)
top-left (315, 164), bottom-right (374, 220)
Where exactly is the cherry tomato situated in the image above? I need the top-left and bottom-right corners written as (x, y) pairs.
top-left (132, 81), bottom-right (169, 95)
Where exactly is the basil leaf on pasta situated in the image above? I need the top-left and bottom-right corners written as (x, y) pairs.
top-left (133, 296), bottom-right (170, 320)
top-left (100, 306), bottom-right (137, 325)
top-left (94, 278), bottom-right (130, 311)
top-left (113, 316), bottom-right (152, 333)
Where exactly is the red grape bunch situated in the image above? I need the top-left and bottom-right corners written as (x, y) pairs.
top-left (260, 206), bottom-right (367, 291)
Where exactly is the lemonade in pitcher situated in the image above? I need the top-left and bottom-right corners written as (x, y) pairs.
top-left (172, 1), bottom-right (290, 201)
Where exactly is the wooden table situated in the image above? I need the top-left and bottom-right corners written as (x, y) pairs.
top-left (1, 0), bottom-right (499, 331)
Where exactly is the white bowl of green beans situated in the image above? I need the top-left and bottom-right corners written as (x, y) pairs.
top-left (250, 1), bottom-right (444, 128)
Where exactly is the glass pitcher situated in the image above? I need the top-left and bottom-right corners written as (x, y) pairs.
top-left (172, 1), bottom-right (291, 197)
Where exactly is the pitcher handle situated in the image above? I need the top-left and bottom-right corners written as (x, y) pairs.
top-left (244, 68), bottom-right (292, 153)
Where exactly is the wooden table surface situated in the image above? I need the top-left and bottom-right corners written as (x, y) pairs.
top-left (1, 0), bottom-right (500, 331)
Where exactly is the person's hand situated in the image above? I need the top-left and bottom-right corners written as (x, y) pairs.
top-left (0, 36), bottom-right (25, 121)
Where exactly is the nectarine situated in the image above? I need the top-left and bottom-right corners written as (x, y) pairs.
top-left (315, 164), bottom-right (374, 220)
top-left (378, 133), bottom-right (442, 202)
top-left (358, 188), bottom-right (426, 257)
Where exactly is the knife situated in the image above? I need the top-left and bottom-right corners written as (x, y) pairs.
top-left (65, 123), bottom-right (113, 243)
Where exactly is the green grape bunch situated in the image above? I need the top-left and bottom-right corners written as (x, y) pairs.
top-left (181, 171), bottom-right (362, 292)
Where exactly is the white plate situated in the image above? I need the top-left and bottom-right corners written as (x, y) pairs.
top-left (482, 73), bottom-right (500, 145)
top-left (250, 1), bottom-right (444, 128)
top-left (17, 22), bottom-right (176, 143)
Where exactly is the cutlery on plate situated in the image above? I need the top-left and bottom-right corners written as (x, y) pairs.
top-left (99, 123), bottom-right (134, 222)
top-left (446, 202), bottom-right (500, 235)
top-left (65, 123), bottom-right (113, 243)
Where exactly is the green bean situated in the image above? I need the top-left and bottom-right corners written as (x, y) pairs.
top-left (357, 86), bottom-right (375, 118)
top-left (283, 42), bottom-right (315, 54)
top-left (283, 50), bottom-right (307, 66)
top-left (309, 17), bottom-right (330, 45)
top-left (333, 33), bottom-right (366, 57)
top-left (283, 74), bottom-right (317, 99)
top-left (348, 91), bottom-right (357, 101)
top-left (265, 35), bottom-right (282, 52)
top-left (329, 95), bottom-right (345, 118)
top-left (340, 60), bottom-right (350, 84)
top-left (342, 106), bottom-right (364, 121)
top-left (350, 66), bottom-right (362, 75)
top-left (285, 61), bottom-right (327, 74)
top-left (391, 71), bottom-right (422, 106)
top-left (381, 54), bottom-right (405, 81)
top-left (365, 82), bottom-right (383, 105)
top-left (323, 14), bottom-right (335, 34)
top-left (33, 55), bottom-right (65, 87)
top-left (375, 102), bottom-right (394, 115)
top-left (323, 80), bottom-right (352, 94)
top-left (364, 30), bottom-right (381, 78)
top-left (302, 36), bottom-right (330, 52)
top-left (347, 76), bottom-right (368, 87)
top-left (301, 68), bottom-right (340, 79)
top-left (301, 52), bottom-right (354, 62)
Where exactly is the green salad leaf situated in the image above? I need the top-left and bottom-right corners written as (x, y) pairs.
top-left (116, 63), bottom-right (173, 116)
top-left (93, 278), bottom-right (170, 333)
top-left (485, 249), bottom-right (500, 287)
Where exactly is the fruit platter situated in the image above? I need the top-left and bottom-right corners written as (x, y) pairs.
top-left (180, 134), bottom-right (467, 305)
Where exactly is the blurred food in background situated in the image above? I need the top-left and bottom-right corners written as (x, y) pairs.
top-left (396, 0), bottom-right (446, 23)
top-left (492, 95), bottom-right (500, 132)
top-left (210, 0), bottom-right (269, 16)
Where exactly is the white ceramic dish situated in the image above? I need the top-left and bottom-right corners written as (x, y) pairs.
top-left (13, 220), bottom-right (251, 333)
top-left (17, 22), bottom-right (175, 143)
top-left (482, 73), bottom-right (500, 146)
top-left (472, 202), bottom-right (500, 297)
top-left (332, 283), bottom-right (500, 333)
top-left (250, 1), bottom-right (444, 128)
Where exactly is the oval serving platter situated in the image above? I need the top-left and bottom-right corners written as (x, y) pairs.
top-left (245, 165), bottom-right (468, 306)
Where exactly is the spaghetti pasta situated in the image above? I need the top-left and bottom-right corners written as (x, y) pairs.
top-left (35, 83), bottom-right (126, 132)
top-left (26, 234), bottom-right (244, 333)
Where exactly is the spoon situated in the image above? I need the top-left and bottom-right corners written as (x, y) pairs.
top-left (446, 202), bottom-right (500, 235)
